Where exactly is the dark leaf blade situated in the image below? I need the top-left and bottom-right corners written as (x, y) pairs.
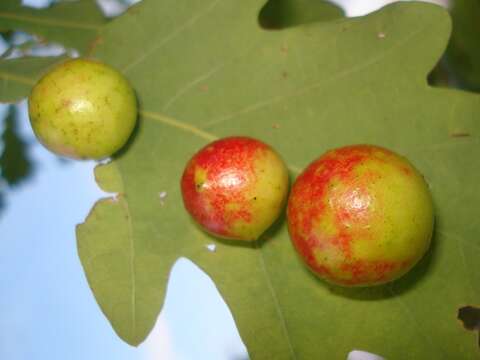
top-left (259, 0), bottom-right (344, 29)
top-left (446, 0), bottom-right (480, 90)
top-left (0, 105), bottom-right (34, 185)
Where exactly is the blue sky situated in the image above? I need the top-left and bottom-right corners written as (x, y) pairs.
top-left (0, 1), bottom-right (448, 359)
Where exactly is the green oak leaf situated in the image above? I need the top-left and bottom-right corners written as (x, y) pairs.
top-left (2, 1), bottom-right (480, 359)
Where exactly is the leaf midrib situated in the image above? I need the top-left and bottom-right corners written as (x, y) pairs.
top-left (388, 286), bottom-right (447, 359)
top-left (0, 71), bottom-right (35, 85)
top-left (116, 171), bottom-right (137, 340)
top-left (256, 241), bottom-right (297, 359)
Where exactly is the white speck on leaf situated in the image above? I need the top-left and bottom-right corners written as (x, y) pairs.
top-left (98, 157), bottom-right (112, 165)
top-left (158, 191), bottom-right (167, 205)
top-left (377, 32), bottom-right (386, 39)
top-left (347, 350), bottom-right (384, 360)
top-left (206, 244), bottom-right (216, 252)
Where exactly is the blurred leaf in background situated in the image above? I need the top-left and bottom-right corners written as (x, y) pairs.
top-left (0, 105), bottom-right (33, 187)
top-left (446, 0), bottom-right (480, 90)
top-left (0, 105), bottom-right (35, 215)
top-left (428, 0), bottom-right (480, 91)
top-left (259, 0), bottom-right (343, 29)
top-left (0, 0), bottom-right (105, 54)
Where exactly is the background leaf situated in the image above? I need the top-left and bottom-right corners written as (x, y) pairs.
top-left (0, 0), bottom-right (106, 103)
top-left (1, 0), bottom-right (480, 359)
top-left (0, 56), bottom-right (66, 102)
top-left (0, 105), bottom-right (34, 186)
top-left (259, 0), bottom-right (343, 29)
top-left (0, 0), bottom-right (105, 53)
top-left (0, 104), bottom-right (36, 216)
top-left (445, 0), bottom-right (480, 90)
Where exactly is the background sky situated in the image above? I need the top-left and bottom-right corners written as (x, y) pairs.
top-left (0, 1), bottom-right (448, 359)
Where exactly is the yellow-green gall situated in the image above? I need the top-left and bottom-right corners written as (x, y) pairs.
top-left (28, 58), bottom-right (137, 159)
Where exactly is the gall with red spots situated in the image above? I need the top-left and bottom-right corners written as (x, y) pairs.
top-left (287, 145), bottom-right (434, 286)
top-left (181, 136), bottom-right (289, 241)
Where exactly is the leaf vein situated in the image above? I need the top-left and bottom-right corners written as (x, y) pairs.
top-left (388, 285), bottom-right (444, 358)
top-left (0, 71), bottom-right (35, 86)
top-left (439, 230), bottom-right (477, 298)
top-left (140, 109), bottom-right (218, 141)
top-left (141, 109), bottom-right (301, 174)
top-left (162, 64), bottom-right (224, 111)
top-left (121, 0), bottom-right (222, 74)
top-left (256, 242), bottom-right (297, 360)
top-left (85, 249), bottom-right (125, 268)
top-left (116, 179), bottom-right (137, 339)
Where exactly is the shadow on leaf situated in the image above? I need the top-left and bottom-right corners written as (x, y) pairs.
top-left (185, 205), bottom-right (288, 251)
top-left (298, 217), bottom-right (440, 301)
top-left (258, 211), bottom-right (287, 246)
top-left (186, 217), bottom-right (256, 250)
top-left (258, 0), bottom-right (344, 30)
top-left (111, 98), bottom-right (142, 161)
